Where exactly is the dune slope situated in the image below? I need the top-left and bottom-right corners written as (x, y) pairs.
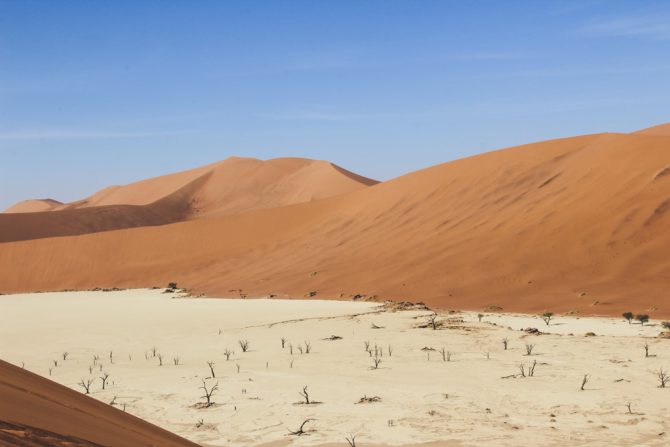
top-left (1, 132), bottom-right (670, 316)
top-left (0, 360), bottom-right (198, 447)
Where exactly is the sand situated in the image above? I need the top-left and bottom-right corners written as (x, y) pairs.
top-left (2, 131), bottom-right (670, 316)
top-left (1, 289), bottom-right (669, 446)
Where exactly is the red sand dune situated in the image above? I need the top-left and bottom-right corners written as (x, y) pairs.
top-left (1, 127), bottom-right (670, 317)
top-left (0, 360), bottom-right (197, 447)
top-left (633, 122), bottom-right (670, 136)
top-left (0, 157), bottom-right (377, 242)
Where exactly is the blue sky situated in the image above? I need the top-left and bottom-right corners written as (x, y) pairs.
top-left (1, 0), bottom-right (670, 209)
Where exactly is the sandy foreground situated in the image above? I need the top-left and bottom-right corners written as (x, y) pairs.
top-left (1, 289), bottom-right (668, 446)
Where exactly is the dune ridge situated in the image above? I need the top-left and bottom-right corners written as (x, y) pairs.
top-left (2, 129), bottom-right (670, 316)
top-left (0, 157), bottom-right (377, 242)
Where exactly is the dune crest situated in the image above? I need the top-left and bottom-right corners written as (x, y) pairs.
top-left (4, 198), bottom-right (63, 213)
top-left (0, 157), bottom-right (377, 242)
top-left (632, 122), bottom-right (670, 136)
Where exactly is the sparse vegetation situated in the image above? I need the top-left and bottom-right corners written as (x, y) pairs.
top-left (298, 385), bottom-right (311, 404)
top-left (662, 321), bottom-right (670, 330)
top-left (541, 312), bottom-right (553, 326)
top-left (78, 377), bottom-right (94, 394)
top-left (207, 361), bottom-right (216, 378)
top-left (288, 418), bottom-right (314, 436)
top-left (100, 372), bottom-right (110, 390)
top-left (199, 379), bottom-right (218, 407)
top-left (372, 355), bottom-right (382, 369)
top-left (580, 374), bottom-right (589, 391)
top-left (636, 314), bottom-right (649, 326)
top-left (623, 312), bottom-right (634, 324)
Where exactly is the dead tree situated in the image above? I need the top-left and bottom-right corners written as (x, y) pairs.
top-left (100, 372), bottom-right (110, 390)
top-left (580, 374), bottom-right (589, 391)
top-left (207, 361), bottom-right (216, 378)
top-left (525, 343), bottom-right (535, 356)
top-left (298, 386), bottom-right (311, 404)
top-left (644, 342), bottom-right (651, 358)
top-left (199, 379), bottom-right (219, 407)
top-left (281, 337), bottom-right (287, 348)
top-left (345, 434), bottom-right (357, 447)
top-left (109, 350), bottom-right (114, 364)
top-left (364, 341), bottom-right (371, 352)
top-left (502, 337), bottom-right (509, 350)
top-left (224, 348), bottom-right (232, 361)
top-left (173, 356), bottom-right (180, 366)
top-left (78, 378), bottom-right (94, 394)
top-left (239, 339), bottom-right (250, 352)
top-left (518, 363), bottom-right (526, 377)
top-left (428, 313), bottom-right (438, 330)
top-left (657, 368), bottom-right (669, 388)
top-left (62, 352), bottom-right (69, 361)
top-left (288, 418), bottom-right (315, 436)
top-left (372, 355), bottom-right (382, 369)
top-left (304, 341), bottom-right (312, 354)
top-left (157, 353), bottom-right (163, 366)
top-left (528, 360), bottom-right (537, 377)
top-left (388, 345), bottom-right (393, 357)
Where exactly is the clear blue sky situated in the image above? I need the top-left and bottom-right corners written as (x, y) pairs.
top-left (1, 0), bottom-right (669, 209)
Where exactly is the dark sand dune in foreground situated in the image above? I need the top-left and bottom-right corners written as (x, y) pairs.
top-left (0, 360), bottom-right (198, 447)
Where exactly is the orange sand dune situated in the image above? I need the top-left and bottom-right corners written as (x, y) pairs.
top-left (0, 360), bottom-right (198, 447)
top-left (4, 198), bottom-right (63, 213)
top-left (633, 122), bottom-right (670, 136)
top-left (0, 157), bottom-right (377, 242)
top-left (2, 130), bottom-right (670, 317)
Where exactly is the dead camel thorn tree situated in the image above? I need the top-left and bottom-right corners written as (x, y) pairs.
top-left (525, 343), bottom-right (535, 356)
top-left (78, 377), bottom-right (94, 394)
top-left (199, 379), bottom-right (219, 407)
top-left (281, 337), bottom-right (287, 348)
top-left (100, 372), bottom-right (110, 390)
top-left (428, 313), bottom-right (438, 330)
top-left (224, 348), bottom-right (232, 361)
top-left (207, 361), bottom-right (216, 378)
top-left (657, 368), bottom-right (669, 388)
top-left (239, 339), bottom-right (250, 352)
top-left (372, 355), bottom-right (382, 369)
top-left (502, 337), bottom-right (509, 350)
top-left (288, 418), bottom-right (315, 436)
top-left (345, 434), bottom-right (357, 447)
top-left (580, 374), bottom-right (590, 391)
